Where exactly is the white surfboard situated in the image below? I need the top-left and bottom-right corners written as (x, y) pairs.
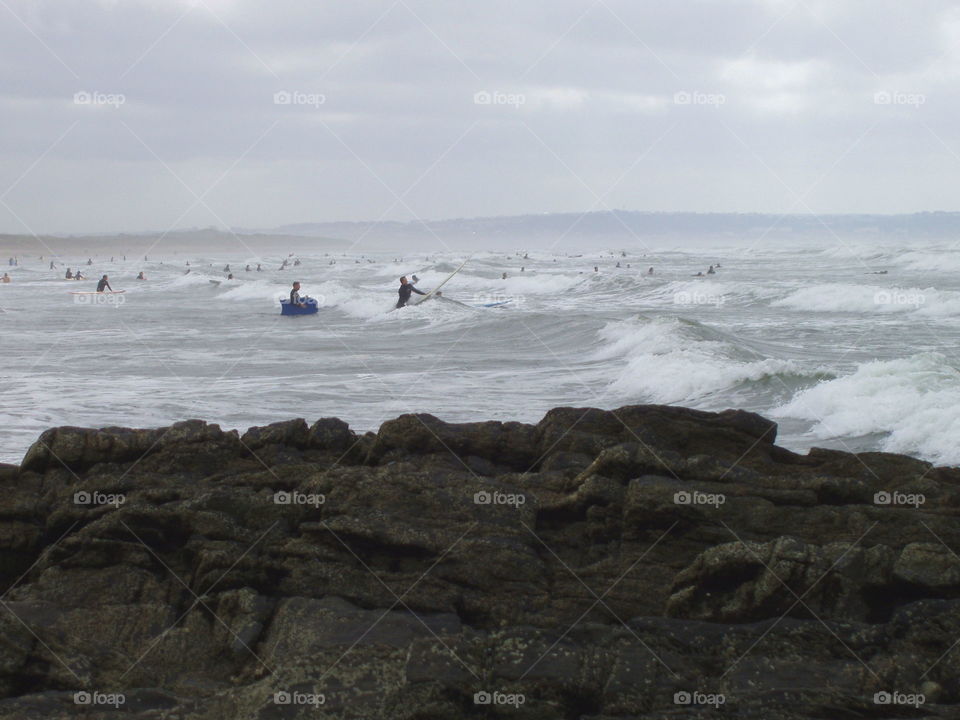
top-left (414, 257), bottom-right (471, 305)
top-left (69, 290), bottom-right (126, 295)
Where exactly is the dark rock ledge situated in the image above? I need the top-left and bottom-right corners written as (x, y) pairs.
top-left (1, 405), bottom-right (959, 719)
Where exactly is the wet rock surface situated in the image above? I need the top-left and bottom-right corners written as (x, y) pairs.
top-left (1, 405), bottom-right (959, 718)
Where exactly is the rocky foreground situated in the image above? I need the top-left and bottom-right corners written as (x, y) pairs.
top-left (1, 405), bottom-right (959, 719)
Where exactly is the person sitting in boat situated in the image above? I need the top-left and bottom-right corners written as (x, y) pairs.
top-left (97, 274), bottom-right (112, 292)
top-left (290, 281), bottom-right (307, 307)
top-left (65, 268), bottom-right (74, 279)
top-left (136, 272), bottom-right (146, 280)
top-left (396, 275), bottom-right (426, 308)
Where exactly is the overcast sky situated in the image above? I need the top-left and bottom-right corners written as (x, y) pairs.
top-left (0, 0), bottom-right (957, 234)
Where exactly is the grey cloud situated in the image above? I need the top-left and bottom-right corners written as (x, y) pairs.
top-left (0, 0), bottom-right (957, 233)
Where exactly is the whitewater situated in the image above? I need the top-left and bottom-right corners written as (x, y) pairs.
top-left (2, 237), bottom-right (959, 466)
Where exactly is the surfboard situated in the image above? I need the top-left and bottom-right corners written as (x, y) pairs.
top-left (414, 257), bottom-right (471, 305)
top-left (474, 300), bottom-right (512, 308)
top-left (69, 290), bottom-right (126, 295)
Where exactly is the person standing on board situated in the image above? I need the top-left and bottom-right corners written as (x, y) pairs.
top-left (97, 275), bottom-right (113, 292)
top-left (396, 276), bottom-right (426, 308)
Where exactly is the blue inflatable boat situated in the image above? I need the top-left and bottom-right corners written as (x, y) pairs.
top-left (280, 297), bottom-right (319, 315)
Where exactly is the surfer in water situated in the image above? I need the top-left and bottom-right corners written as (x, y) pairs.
top-left (65, 268), bottom-right (73, 279)
top-left (97, 275), bottom-right (113, 292)
top-left (396, 276), bottom-right (426, 308)
top-left (136, 272), bottom-right (146, 280)
top-left (290, 281), bottom-right (307, 307)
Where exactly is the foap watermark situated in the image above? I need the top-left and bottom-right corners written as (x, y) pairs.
top-left (474, 293), bottom-right (522, 306)
top-left (273, 690), bottom-right (325, 707)
top-left (673, 90), bottom-right (725, 108)
top-left (474, 490), bottom-right (525, 508)
top-left (874, 491), bottom-right (925, 508)
top-left (674, 490), bottom-right (725, 508)
top-left (74, 691), bottom-right (125, 708)
top-left (674, 690), bottom-right (725, 708)
top-left (674, 290), bottom-right (725, 307)
top-left (74, 491), bottom-right (125, 509)
top-left (74, 90), bottom-right (126, 108)
top-left (874, 289), bottom-right (925, 308)
top-left (474, 90), bottom-right (525, 108)
top-left (474, 690), bottom-right (525, 707)
top-left (873, 90), bottom-right (925, 108)
top-left (874, 691), bottom-right (925, 708)
top-left (73, 293), bottom-right (125, 307)
top-left (274, 90), bottom-right (326, 108)
top-left (273, 490), bottom-right (325, 507)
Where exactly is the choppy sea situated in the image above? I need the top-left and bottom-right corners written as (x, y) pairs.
top-left (3, 238), bottom-right (959, 466)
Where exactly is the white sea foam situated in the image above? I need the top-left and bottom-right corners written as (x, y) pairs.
top-left (594, 316), bottom-right (808, 404)
top-left (771, 353), bottom-right (960, 465)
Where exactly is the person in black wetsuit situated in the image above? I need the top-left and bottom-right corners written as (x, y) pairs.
top-left (396, 276), bottom-right (426, 308)
top-left (97, 275), bottom-right (112, 292)
top-left (290, 281), bottom-right (306, 307)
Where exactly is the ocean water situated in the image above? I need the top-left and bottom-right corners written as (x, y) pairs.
top-left (2, 239), bottom-right (959, 467)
